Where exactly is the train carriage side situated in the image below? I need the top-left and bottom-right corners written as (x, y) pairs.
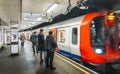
top-left (42, 11), bottom-right (120, 65)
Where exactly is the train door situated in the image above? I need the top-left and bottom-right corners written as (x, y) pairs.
top-left (105, 12), bottom-right (119, 60)
top-left (106, 25), bottom-right (116, 59)
top-left (117, 20), bottom-right (120, 54)
top-left (57, 27), bottom-right (71, 54)
top-left (51, 28), bottom-right (57, 42)
top-left (69, 25), bottom-right (81, 59)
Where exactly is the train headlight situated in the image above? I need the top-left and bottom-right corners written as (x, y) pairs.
top-left (119, 45), bottom-right (120, 49)
top-left (94, 47), bottom-right (105, 54)
top-left (95, 48), bottom-right (103, 54)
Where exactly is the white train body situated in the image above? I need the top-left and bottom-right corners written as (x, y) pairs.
top-left (22, 12), bottom-right (120, 64)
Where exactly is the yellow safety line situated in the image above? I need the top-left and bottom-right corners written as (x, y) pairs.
top-left (55, 54), bottom-right (90, 74)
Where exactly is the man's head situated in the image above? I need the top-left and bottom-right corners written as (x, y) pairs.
top-left (49, 31), bottom-right (52, 35)
top-left (40, 29), bottom-right (43, 33)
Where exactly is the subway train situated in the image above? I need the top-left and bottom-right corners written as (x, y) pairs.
top-left (24, 11), bottom-right (120, 65)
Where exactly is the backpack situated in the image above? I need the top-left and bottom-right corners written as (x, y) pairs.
top-left (45, 35), bottom-right (57, 51)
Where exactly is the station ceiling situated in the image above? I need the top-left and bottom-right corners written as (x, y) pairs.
top-left (0, 0), bottom-right (120, 30)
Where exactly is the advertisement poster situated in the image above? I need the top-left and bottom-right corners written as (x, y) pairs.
top-left (11, 28), bottom-right (18, 42)
top-left (11, 34), bottom-right (18, 42)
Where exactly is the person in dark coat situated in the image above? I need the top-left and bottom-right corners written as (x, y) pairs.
top-left (45, 31), bottom-right (57, 70)
top-left (38, 29), bottom-right (45, 64)
top-left (30, 31), bottom-right (37, 54)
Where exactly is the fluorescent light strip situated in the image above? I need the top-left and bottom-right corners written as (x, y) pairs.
top-left (46, 3), bottom-right (58, 13)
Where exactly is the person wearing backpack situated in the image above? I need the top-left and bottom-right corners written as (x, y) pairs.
top-left (45, 31), bottom-right (57, 70)
top-left (38, 29), bottom-right (45, 64)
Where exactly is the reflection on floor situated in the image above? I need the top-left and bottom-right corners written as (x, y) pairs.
top-left (0, 41), bottom-right (89, 74)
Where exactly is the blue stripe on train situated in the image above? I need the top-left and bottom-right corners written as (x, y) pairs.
top-left (58, 49), bottom-right (82, 60)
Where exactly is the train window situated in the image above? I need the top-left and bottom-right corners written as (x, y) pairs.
top-left (58, 30), bottom-right (65, 43)
top-left (90, 16), bottom-right (106, 54)
top-left (72, 28), bottom-right (78, 44)
top-left (117, 20), bottom-right (120, 51)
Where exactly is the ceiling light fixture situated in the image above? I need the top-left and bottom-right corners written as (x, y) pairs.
top-left (46, 3), bottom-right (58, 13)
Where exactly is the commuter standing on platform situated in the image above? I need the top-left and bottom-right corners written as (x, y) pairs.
top-left (45, 31), bottom-right (57, 70)
top-left (30, 31), bottom-right (37, 54)
top-left (38, 29), bottom-right (45, 64)
top-left (20, 33), bottom-right (25, 46)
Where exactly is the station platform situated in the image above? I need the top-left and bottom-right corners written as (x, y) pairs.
top-left (0, 40), bottom-right (97, 74)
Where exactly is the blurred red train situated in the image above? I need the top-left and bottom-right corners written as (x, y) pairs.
top-left (24, 11), bottom-right (120, 65)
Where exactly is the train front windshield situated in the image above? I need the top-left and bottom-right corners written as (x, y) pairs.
top-left (90, 16), bottom-right (106, 54)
